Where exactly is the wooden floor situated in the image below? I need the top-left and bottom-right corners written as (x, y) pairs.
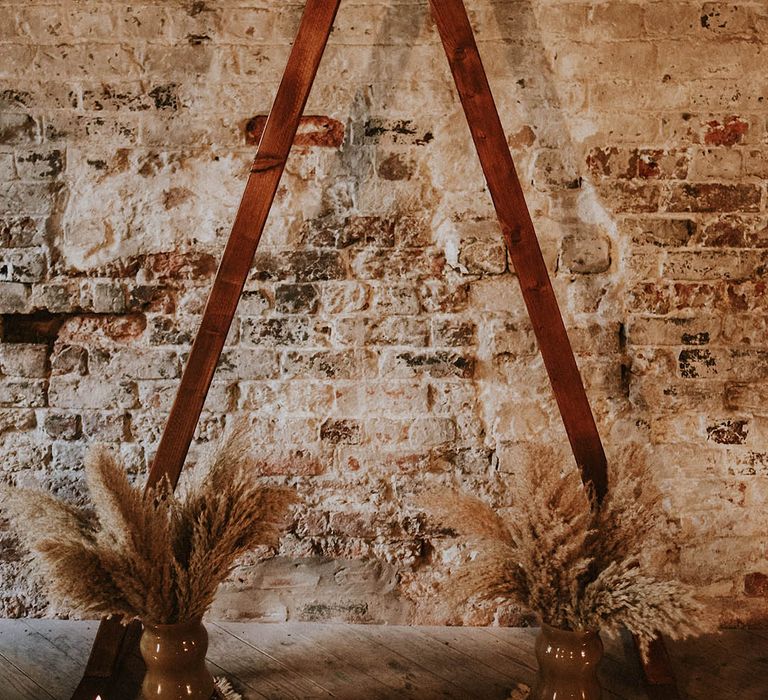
top-left (0, 620), bottom-right (765, 699)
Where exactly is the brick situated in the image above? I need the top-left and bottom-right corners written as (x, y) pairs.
top-left (274, 284), bottom-right (318, 315)
top-left (281, 350), bottom-right (374, 380)
top-left (678, 348), bottom-right (721, 379)
top-left (418, 281), bottom-right (469, 313)
top-left (595, 182), bottom-right (660, 213)
top-left (691, 148), bottom-right (743, 179)
top-left (380, 350), bottom-right (475, 379)
top-left (0, 216), bottom-right (47, 247)
top-left (0, 153), bottom-right (14, 181)
top-left (239, 289), bottom-right (272, 316)
top-left (0, 182), bottom-right (61, 216)
top-left (665, 183), bottom-right (761, 213)
top-left (251, 250), bottom-right (347, 282)
top-left (370, 284), bottom-right (420, 315)
top-left (48, 376), bottom-right (137, 409)
top-left (458, 238), bottom-right (507, 275)
top-left (363, 317), bottom-right (429, 347)
top-left (589, 2), bottom-right (644, 39)
top-left (695, 215), bottom-right (768, 247)
top-left (0, 377), bottom-right (46, 407)
top-left (319, 282), bottom-right (370, 314)
top-left (663, 250), bottom-right (745, 281)
top-left (0, 282), bottom-right (30, 314)
top-left (320, 419), bottom-right (361, 445)
top-left (0, 113), bottom-right (40, 145)
top-left (626, 316), bottom-right (722, 346)
top-left (216, 349), bottom-right (279, 381)
top-left (408, 417), bottom-right (455, 447)
top-left (706, 419), bottom-right (749, 445)
top-left (333, 381), bottom-right (429, 416)
top-left (89, 348), bottom-right (179, 380)
top-left (622, 218), bottom-right (695, 248)
top-left (50, 345), bottom-right (87, 376)
top-left (14, 148), bottom-right (65, 180)
top-left (0, 248), bottom-right (46, 283)
top-left (700, 4), bottom-right (757, 37)
top-left (241, 318), bottom-right (331, 348)
top-left (246, 115), bottom-right (344, 149)
top-left (560, 234), bottom-right (611, 274)
top-left (351, 248), bottom-right (444, 280)
top-left (43, 411), bottom-right (80, 440)
top-left (431, 318), bottom-right (476, 347)
top-left (744, 572), bottom-right (768, 597)
top-left (0, 343), bottom-right (48, 377)
top-left (0, 408), bottom-right (35, 436)
top-left (82, 82), bottom-right (180, 112)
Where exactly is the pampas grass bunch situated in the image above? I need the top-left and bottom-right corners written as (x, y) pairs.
top-left (0, 424), bottom-right (297, 625)
top-left (421, 448), bottom-right (707, 653)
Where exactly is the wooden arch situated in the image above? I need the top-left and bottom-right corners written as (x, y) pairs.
top-left (71, 1), bottom-right (677, 697)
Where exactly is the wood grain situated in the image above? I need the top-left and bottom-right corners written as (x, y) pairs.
top-left (9, 621), bottom-right (765, 699)
top-left (427, 0), bottom-right (679, 694)
top-left (427, 0), bottom-right (608, 500)
top-left (147, 0), bottom-right (342, 492)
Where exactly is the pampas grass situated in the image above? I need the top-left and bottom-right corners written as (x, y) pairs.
top-left (420, 447), bottom-right (708, 653)
top-left (0, 422), bottom-right (297, 625)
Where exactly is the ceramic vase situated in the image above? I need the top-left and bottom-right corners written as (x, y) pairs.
top-left (532, 623), bottom-right (604, 700)
top-left (140, 618), bottom-right (215, 700)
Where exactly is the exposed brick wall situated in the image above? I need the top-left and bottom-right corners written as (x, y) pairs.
top-left (0, 1), bottom-right (766, 625)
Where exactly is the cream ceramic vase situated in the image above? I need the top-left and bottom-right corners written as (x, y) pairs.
top-left (532, 623), bottom-right (604, 700)
top-left (140, 618), bottom-right (215, 700)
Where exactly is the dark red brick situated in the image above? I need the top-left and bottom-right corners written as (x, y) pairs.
top-left (245, 115), bottom-right (344, 148)
top-left (744, 572), bottom-right (768, 597)
top-left (665, 183), bottom-right (761, 213)
top-left (703, 116), bottom-right (748, 147)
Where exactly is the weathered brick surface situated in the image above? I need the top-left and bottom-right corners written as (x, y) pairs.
top-left (0, 0), bottom-right (766, 626)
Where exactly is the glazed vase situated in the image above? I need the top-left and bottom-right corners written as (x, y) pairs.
top-left (532, 623), bottom-right (604, 700)
top-left (139, 618), bottom-right (215, 700)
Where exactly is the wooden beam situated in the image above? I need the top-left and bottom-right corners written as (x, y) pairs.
top-left (70, 2), bottom-right (341, 697)
top-left (428, 1), bottom-right (678, 695)
top-left (147, 0), bottom-right (342, 491)
top-left (427, 0), bottom-right (608, 500)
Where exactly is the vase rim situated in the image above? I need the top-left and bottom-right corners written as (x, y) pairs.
top-left (541, 622), bottom-right (600, 637)
top-left (143, 617), bottom-right (204, 631)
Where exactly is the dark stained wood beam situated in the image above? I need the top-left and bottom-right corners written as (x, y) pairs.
top-left (427, 0), bottom-right (607, 500)
top-left (428, 1), bottom-right (678, 696)
top-left (70, 2), bottom-right (341, 697)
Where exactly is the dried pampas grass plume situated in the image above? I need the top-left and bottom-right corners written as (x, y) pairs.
top-left (0, 419), bottom-right (298, 625)
top-left (419, 447), bottom-right (710, 650)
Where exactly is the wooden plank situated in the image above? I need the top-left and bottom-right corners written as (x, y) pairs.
top-left (72, 3), bottom-right (342, 698)
top-left (419, 625), bottom-right (536, 688)
top-left (33, 620), bottom-right (97, 662)
top-left (206, 623), bottom-right (324, 699)
top-left (216, 621), bottom-right (395, 700)
top-left (481, 626), bottom-right (539, 670)
top-left (427, 3), bottom-right (679, 692)
top-left (350, 624), bottom-right (515, 699)
top-left (306, 623), bottom-right (469, 700)
top-left (149, 0), bottom-right (340, 485)
top-left (148, 0), bottom-right (342, 491)
top-left (667, 631), bottom-right (768, 700)
top-left (0, 653), bottom-right (56, 700)
top-left (427, 0), bottom-right (607, 500)
top-left (0, 620), bottom-right (85, 698)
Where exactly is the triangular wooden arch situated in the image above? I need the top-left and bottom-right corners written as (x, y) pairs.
top-left (71, 1), bottom-right (678, 697)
